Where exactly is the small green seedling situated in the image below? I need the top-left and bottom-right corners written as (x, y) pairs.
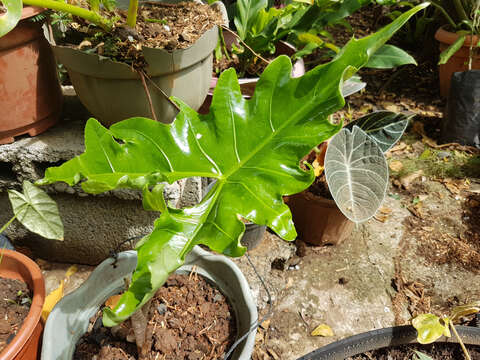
top-left (412, 301), bottom-right (480, 360)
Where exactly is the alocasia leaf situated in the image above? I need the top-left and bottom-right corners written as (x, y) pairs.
top-left (324, 126), bottom-right (388, 223)
top-left (7, 181), bottom-right (64, 240)
top-left (39, 3), bottom-right (429, 326)
top-left (0, 0), bottom-right (22, 38)
top-left (346, 110), bottom-right (414, 152)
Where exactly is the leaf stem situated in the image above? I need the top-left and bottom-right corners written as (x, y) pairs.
top-left (220, 25), bottom-right (270, 65)
top-left (449, 322), bottom-right (472, 360)
top-left (126, 0), bottom-right (139, 28)
top-left (0, 215), bottom-right (17, 235)
top-left (22, 0), bottom-right (114, 30)
top-left (429, 1), bottom-right (458, 30)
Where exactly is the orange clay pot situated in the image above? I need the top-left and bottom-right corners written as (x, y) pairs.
top-left (0, 249), bottom-right (45, 360)
top-left (285, 191), bottom-right (354, 246)
top-left (435, 27), bottom-right (480, 97)
top-left (0, 6), bottom-right (62, 144)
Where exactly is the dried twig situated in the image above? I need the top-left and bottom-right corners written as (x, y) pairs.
top-left (138, 70), bottom-right (158, 121)
top-left (220, 25), bottom-right (270, 65)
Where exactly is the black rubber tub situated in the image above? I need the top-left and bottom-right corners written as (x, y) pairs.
top-left (298, 325), bottom-right (480, 360)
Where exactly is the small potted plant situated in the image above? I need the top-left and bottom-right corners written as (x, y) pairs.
top-left (0, 181), bottom-right (63, 359)
top-left (37, 4), bottom-right (428, 359)
top-left (432, 0), bottom-right (480, 97)
top-left (2, 0), bottom-right (225, 126)
top-left (298, 302), bottom-right (480, 360)
top-left (0, 2), bottom-right (62, 144)
top-left (286, 110), bottom-right (415, 246)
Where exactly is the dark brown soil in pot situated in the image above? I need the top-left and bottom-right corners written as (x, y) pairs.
top-left (59, 1), bottom-right (223, 66)
top-left (74, 273), bottom-right (236, 360)
top-left (0, 277), bottom-right (32, 353)
top-left (348, 342), bottom-right (480, 360)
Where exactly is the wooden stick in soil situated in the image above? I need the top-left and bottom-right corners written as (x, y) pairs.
top-left (140, 71), bottom-right (181, 113)
top-left (220, 25), bottom-right (270, 65)
top-left (449, 321), bottom-right (472, 360)
top-left (138, 71), bottom-right (158, 121)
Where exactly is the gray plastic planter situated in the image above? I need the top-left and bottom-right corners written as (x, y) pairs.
top-left (41, 246), bottom-right (257, 360)
top-left (51, 1), bottom-right (220, 126)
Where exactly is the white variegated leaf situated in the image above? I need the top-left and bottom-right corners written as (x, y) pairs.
top-left (325, 126), bottom-right (388, 222)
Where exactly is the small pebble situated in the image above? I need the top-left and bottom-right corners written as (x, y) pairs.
top-left (437, 151), bottom-right (451, 159)
top-left (157, 303), bottom-right (167, 315)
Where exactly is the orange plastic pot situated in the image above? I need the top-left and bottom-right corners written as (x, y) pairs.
top-left (285, 191), bottom-right (354, 246)
top-left (435, 27), bottom-right (480, 97)
top-left (0, 249), bottom-right (45, 360)
top-left (0, 6), bottom-right (62, 145)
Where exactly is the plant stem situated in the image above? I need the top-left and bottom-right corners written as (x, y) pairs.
top-left (449, 322), bottom-right (472, 360)
top-left (429, 1), bottom-right (458, 29)
top-left (220, 25), bottom-right (270, 65)
top-left (452, 0), bottom-right (468, 22)
top-left (0, 215), bottom-right (16, 236)
top-left (126, 0), bottom-right (139, 29)
top-left (0, 215), bottom-right (16, 265)
top-left (22, 0), bottom-right (114, 30)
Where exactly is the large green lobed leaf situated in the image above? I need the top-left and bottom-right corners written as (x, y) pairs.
top-left (39, 3), bottom-right (429, 326)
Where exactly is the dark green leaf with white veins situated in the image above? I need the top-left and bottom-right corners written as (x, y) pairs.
top-left (325, 126), bottom-right (388, 223)
top-left (39, 3), bottom-right (429, 326)
top-left (346, 111), bottom-right (415, 152)
top-left (7, 181), bottom-right (64, 240)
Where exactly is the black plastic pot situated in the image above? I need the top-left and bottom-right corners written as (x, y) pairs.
top-left (440, 70), bottom-right (480, 148)
top-left (298, 325), bottom-right (480, 360)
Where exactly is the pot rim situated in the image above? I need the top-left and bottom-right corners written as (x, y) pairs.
top-left (209, 39), bottom-right (306, 92)
top-left (20, 6), bottom-right (45, 20)
top-left (0, 249), bottom-right (45, 359)
top-left (435, 27), bottom-right (480, 47)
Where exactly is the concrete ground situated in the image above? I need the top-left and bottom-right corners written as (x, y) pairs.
top-left (39, 176), bottom-right (480, 360)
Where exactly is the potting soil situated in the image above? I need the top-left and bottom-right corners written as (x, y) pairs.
top-left (74, 273), bottom-right (236, 360)
top-left (0, 277), bottom-right (31, 353)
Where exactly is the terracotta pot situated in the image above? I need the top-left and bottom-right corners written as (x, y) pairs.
top-left (0, 6), bottom-right (63, 144)
top-left (0, 249), bottom-right (46, 360)
top-left (285, 191), bottom-right (354, 246)
top-left (198, 33), bottom-right (305, 113)
top-left (434, 27), bottom-right (480, 97)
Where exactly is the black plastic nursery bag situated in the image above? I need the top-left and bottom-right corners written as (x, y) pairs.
top-left (440, 70), bottom-right (480, 148)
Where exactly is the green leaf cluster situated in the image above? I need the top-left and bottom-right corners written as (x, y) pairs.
top-left (39, 3), bottom-right (429, 326)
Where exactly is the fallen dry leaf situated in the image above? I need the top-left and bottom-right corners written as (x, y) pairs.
top-left (41, 265), bottom-right (78, 321)
top-left (374, 214), bottom-right (389, 222)
top-left (379, 206), bottom-right (392, 214)
top-left (390, 142), bottom-right (407, 153)
top-left (389, 160), bottom-right (404, 172)
top-left (311, 324), bottom-right (334, 337)
top-left (106, 294), bottom-right (123, 309)
top-left (400, 170), bottom-right (424, 189)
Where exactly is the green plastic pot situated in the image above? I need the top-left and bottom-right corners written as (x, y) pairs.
top-left (51, 2), bottom-right (220, 126)
top-left (41, 246), bottom-right (257, 360)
